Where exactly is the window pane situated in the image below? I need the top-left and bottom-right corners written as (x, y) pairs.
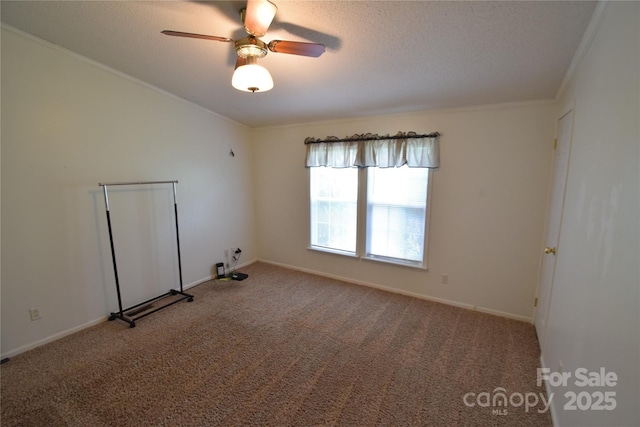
top-left (310, 167), bottom-right (358, 253)
top-left (366, 166), bottom-right (429, 262)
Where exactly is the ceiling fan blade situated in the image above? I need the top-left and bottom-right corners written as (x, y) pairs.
top-left (243, 0), bottom-right (277, 37)
top-left (161, 30), bottom-right (233, 43)
top-left (267, 40), bottom-right (325, 57)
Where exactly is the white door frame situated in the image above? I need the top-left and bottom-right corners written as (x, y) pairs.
top-left (534, 101), bottom-right (575, 349)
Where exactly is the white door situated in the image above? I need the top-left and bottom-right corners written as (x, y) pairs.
top-left (534, 108), bottom-right (574, 348)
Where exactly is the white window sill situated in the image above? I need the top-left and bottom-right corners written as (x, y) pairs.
top-left (362, 255), bottom-right (428, 271)
top-left (308, 246), bottom-right (428, 270)
top-left (307, 246), bottom-right (358, 258)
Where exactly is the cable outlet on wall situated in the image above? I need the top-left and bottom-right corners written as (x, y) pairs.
top-left (29, 308), bottom-right (41, 321)
top-left (440, 274), bottom-right (449, 285)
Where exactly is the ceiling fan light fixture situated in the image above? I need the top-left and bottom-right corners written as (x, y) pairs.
top-left (232, 56), bottom-right (273, 93)
top-left (163, 0), bottom-right (324, 93)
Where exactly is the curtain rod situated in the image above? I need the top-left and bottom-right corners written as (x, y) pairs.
top-left (304, 132), bottom-right (440, 144)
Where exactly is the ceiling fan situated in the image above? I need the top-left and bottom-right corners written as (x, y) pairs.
top-left (162, 0), bottom-right (325, 93)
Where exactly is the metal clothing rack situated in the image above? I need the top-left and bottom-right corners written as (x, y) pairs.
top-left (99, 180), bottom-right (193, 328)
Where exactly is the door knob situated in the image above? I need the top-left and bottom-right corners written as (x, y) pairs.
top-left (544, 247), bottom-right (557, 255)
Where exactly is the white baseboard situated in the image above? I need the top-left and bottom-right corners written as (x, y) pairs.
top-left (474, 306), bottom-right (532, 323)
top-left (184, 276), bottom-right (213, 290)
top-left (1, 260), bottom-right (260, 360)
top-left (184, 259), bottom-right (258, 288)
top-left (257, 258), bottom-right (532, 323)
top-left (540, 354), bottom-right (559, 427)
top-left (1, 316), bottom-right (109, 360)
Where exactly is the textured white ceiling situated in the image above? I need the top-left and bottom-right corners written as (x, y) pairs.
top-left (1, 1), bottom-right (597, 128)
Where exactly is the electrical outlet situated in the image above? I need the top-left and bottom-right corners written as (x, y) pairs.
top-left (441, 274), bottom-right (449, 285)
top-left (29, 308), bottom-right (41, 321)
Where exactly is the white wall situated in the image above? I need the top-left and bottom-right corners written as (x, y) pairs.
top-left (253, 102), bottom-right (556, 320)
top-left (1, 27), bottom-right (257, 358)
top-left (542, 2), bottom-right (639, 426)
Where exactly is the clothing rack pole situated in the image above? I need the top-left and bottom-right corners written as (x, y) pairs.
top-left (172, 182), bottom-right (184, 292)
top-left (101, 185), bottom-right (125, 317)
top-left (99, 180), bottom-right (193, 328)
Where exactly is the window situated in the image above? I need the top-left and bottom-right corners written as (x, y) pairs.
top-left (309, 165), bottom-right (431, 267)
top-left (366, 166), bottom-right (429, 263)
top-left (309, 167), bottom-right (358, 254)
top-left (305, 131), bottom-right (439, 267)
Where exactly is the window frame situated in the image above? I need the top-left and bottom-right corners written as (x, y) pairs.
top-left (308, 166), bottom-right (433, 270)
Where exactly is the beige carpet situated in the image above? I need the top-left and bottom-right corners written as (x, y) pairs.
top-left (1, 262), bottom-right (551, 426)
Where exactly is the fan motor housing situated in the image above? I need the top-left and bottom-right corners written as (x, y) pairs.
top-left (235, 36), bottom-right (268, 58)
